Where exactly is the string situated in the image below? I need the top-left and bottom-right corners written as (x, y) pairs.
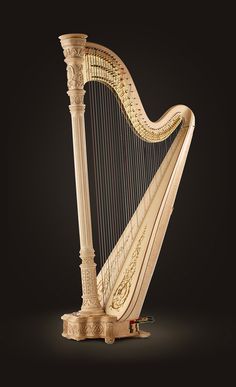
top-left (87, 51), bottom-right (104, 306)
top-left (96, 53), bottom-right (111, 292)
top-left (110, 64), bottom-right (123, 272)
top-left (101, 57), bottom-right (113, 292)
top-left (86, 48), bottom-right (182, 306)
top-left (116, 66), bottom-right (128, 270)
top-left (95, 54), bottom-right (106, 286)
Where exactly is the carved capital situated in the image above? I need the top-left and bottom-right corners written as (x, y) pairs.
top-left (59, 33), bottom-right (87, 93)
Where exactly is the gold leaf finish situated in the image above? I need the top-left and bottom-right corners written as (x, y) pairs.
top-left (111, 226), bottom-right (147, 310)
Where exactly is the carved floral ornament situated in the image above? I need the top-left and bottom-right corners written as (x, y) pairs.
top-left (66, 63), bottom-right (84, 90)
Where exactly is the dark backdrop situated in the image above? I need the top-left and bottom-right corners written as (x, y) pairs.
top-left (6, 3), bottom-right (233, 385)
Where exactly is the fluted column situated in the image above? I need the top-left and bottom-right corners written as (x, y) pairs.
top-left (59, 33), bottom-right (103, 315)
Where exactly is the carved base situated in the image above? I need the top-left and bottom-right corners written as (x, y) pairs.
top-left (61, 312), bottom-right (151, 344)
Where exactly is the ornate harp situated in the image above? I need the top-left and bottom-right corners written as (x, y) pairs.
top-left (59, 33), bottom-right (195, 344)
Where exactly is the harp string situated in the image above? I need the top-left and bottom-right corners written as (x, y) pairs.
top-left (87, 53), bottom-right (104, 304)
top-left (94, 53), bottom-right (106, 281)
top-left (111, 69), bottom-right (125, 271)
top-left (102, 55), bottom-right (115, 291)
top-left (86, 51), bottom-right (180, 299)
top-left (116, 78), bottom-right (129, 272)
top-left (99, 53), bottom-right (112, 291)
top-left (96, 55), bottom-right (107, 278)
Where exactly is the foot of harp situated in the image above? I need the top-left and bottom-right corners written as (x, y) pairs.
top-left (138, 330), bottom-right (151, 338)
top-left (105, 337), bottom-right (115, 344)
top-left (61, 312), bottom-right (153, 344)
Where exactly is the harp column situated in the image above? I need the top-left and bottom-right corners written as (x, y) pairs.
top-left (59, 34), bottom-right (103, 315)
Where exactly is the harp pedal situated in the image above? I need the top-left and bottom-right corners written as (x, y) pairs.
top-left (129, 316), bottom-right (155, 333)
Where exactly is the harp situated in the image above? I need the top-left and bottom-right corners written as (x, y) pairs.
top-left (59, 33), bottom-right (195, 344)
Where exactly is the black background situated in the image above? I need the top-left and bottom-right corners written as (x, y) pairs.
top-left (6, 3), bottom-right (233, 385)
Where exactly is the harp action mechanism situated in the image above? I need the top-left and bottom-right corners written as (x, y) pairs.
top-left (59, 33), bottom-right (195, 344)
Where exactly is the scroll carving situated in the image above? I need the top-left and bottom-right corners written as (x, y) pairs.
top-left (111, 226), bottom-right (147, 310)
top-left (97, 231), bottom-right (132, 302)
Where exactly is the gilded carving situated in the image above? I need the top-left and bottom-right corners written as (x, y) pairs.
top-left (111, 226), bottom-right (147, 310)
top-left (97, 231), bottom-right (132, 302)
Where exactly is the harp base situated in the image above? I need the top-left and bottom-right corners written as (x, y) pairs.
top-left (61, 312), bottom-right (151, 344)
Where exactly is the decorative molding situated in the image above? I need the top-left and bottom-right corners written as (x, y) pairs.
top-left (68, 89), bottom-right (85, 105)
top-left (63, 47), bottom-right (85, 59)
top-left (62, 313), bottom-right (119, 343)
top-left (61, 312), bottom-right (147, 344)
top-left (67, 321), bottom-right (104, 336)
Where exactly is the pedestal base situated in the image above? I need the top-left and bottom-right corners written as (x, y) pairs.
top-left (61, 312), bottom-right (151, 344)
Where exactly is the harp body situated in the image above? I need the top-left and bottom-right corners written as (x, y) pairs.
top-left (59, 34), bottom-right (195, 344)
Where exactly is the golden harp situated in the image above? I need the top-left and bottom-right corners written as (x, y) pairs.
top-left (59, 34), bottom-right (195, 344)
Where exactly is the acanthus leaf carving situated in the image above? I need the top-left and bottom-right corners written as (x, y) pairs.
top-left (67, 64), bottom-right (84, 90)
